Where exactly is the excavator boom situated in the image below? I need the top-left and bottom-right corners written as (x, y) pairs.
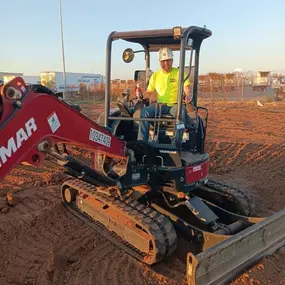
top-left (0, 77), bottom-right (127, 182)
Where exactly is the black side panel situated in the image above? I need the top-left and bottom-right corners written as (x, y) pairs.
top-left (182, 115), bottom-right (206, 153)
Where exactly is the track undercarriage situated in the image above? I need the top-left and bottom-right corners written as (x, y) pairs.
top-left (60, 168), bottom-right (285, 285)
top-left (60, 171), bottom-right (257, 264)
top-left (61, 179), bottom-right (178, 265)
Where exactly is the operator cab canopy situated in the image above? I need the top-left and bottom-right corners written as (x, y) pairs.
top-left (103, 25), bottom-right (212, 127)
top-left (119, 26), bottom-right (211, 77)
top-left (112, 26), bottom-right (212, 54)
top-left (105, 25), bottom-right (212, 96)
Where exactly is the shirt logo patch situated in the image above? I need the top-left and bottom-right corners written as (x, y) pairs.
top-left (170, 78), bottom-right (176, 83)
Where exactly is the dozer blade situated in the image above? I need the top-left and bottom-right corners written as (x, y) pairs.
top-left (186, 209), bottom-right (285, 285)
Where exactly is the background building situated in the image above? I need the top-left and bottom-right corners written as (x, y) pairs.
top-left (40, 71), bottom-right (105, 94)
top-left (22, 75), bottom-right (40, 84)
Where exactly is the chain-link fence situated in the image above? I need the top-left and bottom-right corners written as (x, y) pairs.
top-left (64, 72), bottom-right (283, 120)
top-left (197, 73), bottom-right (278, 103)
top-left (62, 80), bottom-right (138, 120)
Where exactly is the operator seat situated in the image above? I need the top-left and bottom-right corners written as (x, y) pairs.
top-left (159, 113), bottom-right (175, 119)
top-left (155, 113), bottom-right (175, 128)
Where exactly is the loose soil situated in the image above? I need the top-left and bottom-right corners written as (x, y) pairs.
top-left (0, 101), bottom-right (284, 285)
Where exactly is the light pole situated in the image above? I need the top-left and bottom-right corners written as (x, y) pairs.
top-left (59, 0), bottom-right (67, 99)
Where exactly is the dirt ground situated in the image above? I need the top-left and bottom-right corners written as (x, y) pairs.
top-left (0, 101), bottom-right (284, 285)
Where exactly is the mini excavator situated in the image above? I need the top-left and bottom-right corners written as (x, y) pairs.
top-left (1, 26), bottom-right (284, 285)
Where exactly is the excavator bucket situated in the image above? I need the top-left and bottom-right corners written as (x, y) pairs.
top-left (186, 209), bottom-right (285, 285)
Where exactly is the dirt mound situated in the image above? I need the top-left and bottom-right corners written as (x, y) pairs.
top-left (0, 102), bottom-right (284, 285)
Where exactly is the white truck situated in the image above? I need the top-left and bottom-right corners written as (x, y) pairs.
top-left (40, 71), bottom-right (105, 95)
top-left (272, 77), bottom-right (285, 100)
top-left (251, 71), bottom-right (271, 91)
top-left (0, 72), bottom-right (23, 84)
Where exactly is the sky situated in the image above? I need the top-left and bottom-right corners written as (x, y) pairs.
top-left (1, 0), bottom-right (284, 79)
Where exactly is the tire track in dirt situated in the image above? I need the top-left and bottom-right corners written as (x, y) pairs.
top-left (87, 242), bottom-right (117, 285)
top-left (122, 255), bottom-right (146, 285)
top-left (69, 235), bottom-right (111, 284)
top-left (244, 145), bottom-right (275, 165)
top-left (245, 146), bottom-right (285, 173)
top-left (211, 142), bottom-right (237, 167)
top-left (0, 188), bottom-right (56, 234)
top-left (105, 249), bottom-right (123, 285)
top-left (0, 187), bottom-right (61, 231)
top-left (53, 236), bottom-right (147, 285)
top-left (42, 228), bottom-right (97, 285)
top-left (222, 143), bottom-right (248, 167)
top-left (246, 146), bottom-right (285, 187)
top-left (206, 141), bottom-right (250, 170)
top-left (134, 264), bottom-right (148, 285)
top-left (208, 142), bottom-right (285, 172)
top-left (0, 164), bottom-right (67, 192)
top-left (76, 244), bottom-right (147, 285)
top-left (207, 141), bottom-right (285, 216)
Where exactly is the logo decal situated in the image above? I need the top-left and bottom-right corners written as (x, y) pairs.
top-left (193, 165), bottom-right (202, 172)
top-left (0, 118), bottom-right (37, 167)
top-left (48, 112), bottom-right (61, 133)
top-left (159, 149), bottom-right (177, 154)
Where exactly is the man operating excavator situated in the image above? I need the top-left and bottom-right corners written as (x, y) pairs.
top-left (137, 47), bottom-right (192, 143)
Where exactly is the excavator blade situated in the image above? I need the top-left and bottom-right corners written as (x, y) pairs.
top-left (186, 209), bottom-right (285, 285)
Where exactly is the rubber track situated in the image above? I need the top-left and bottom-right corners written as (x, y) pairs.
top-left (61, 179), bottom-right (177, 265)
top-left (204, 179), bottom-right (255, 216)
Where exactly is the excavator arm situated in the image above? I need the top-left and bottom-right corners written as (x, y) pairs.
top-left (0, 77), bottom-right (127, 183)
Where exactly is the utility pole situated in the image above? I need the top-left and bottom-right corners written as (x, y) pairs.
top-left (59, 0), bottom-right (67, 100)
top-left (241, 73), bottom-right (244, 101)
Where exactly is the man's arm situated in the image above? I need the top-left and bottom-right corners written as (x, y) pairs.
top-left (184, 84), bottom-right (191, 96)
top-left (183, 75), bottom-right (192, 103)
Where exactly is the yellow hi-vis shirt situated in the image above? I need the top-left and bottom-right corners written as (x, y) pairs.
top-left (147, 67), bottom-right (190, 106)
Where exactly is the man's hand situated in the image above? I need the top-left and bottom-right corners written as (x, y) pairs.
top-left (184, 95), bottom-right (192, 104)
top-left (183, 85), bottom-right (192, 104)
top-left (149, 93), bottom-right (157, 103)
top-left (145, 90), bottom-right (157, 104)
top-left (183, 85), bottom-right (193, 104)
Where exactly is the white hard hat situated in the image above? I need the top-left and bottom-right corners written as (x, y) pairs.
top-left (158, 47), bottom-right (173, 61)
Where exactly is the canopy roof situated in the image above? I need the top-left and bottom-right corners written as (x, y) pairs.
top-left (110, 26), bottom-right (212, 51)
